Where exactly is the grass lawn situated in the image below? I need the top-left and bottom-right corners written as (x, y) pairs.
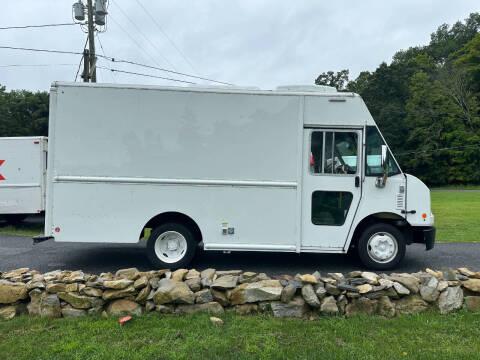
top-left (431, 192), bottom-right (480, 242)
top-left (0, 311), bottom-right (479, 360)
top-left (0, 222), bottom-right (43, 237)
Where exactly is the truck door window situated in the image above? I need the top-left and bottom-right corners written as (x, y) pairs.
top-left (365, 126), bottom-right (401, 176)
top-left (310, 131), bottom-right (358, 175)
top-left (311, 191), bottom-right (353, 225)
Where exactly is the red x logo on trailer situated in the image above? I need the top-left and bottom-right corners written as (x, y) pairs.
top-left (0, 160), bottom-right (5, 180)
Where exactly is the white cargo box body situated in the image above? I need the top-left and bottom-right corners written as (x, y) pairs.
top-left (45, 82), bottom-right (434, 270)
top-left (0, 137), bottom-right (47, 215)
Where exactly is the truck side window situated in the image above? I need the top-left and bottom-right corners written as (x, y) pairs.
top-left (311, 191), bottom-right (353, 225)
top-left (365, 126), bottom-right (401, 176)
top-left (310, 131), bottom-right (358, 175)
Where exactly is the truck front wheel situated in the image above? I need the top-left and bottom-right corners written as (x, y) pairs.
top-left (357, 223), bottom-right (406, 270)
top-left (146, 223), bottom-right (197, 269)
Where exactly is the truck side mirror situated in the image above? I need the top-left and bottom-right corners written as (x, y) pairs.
top-left (376, 145), bottom-right (389, 188)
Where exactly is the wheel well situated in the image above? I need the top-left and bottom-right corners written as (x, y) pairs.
top-left (141, 212), bottom-right (203, 243)
top-left (348, 213), bottom-right (412, 252)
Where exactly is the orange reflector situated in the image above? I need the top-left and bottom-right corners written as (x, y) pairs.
top-left (422, 213), bottom-right (427, 219)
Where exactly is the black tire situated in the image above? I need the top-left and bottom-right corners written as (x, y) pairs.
top-left (146, 222), bottom-right (197, 269)
top-left (357, 223), bottom-right (406, 270)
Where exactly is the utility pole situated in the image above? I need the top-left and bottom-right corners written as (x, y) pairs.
top-left (86, 0), bottom-right (96, 82)
top-left (73, 0), bottom-right (108, 82)
top-left (82, 49), bottom-right (90, 82)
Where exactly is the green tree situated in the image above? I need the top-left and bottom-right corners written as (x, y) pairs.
top-left (315, 70), bottom-right (350, 91)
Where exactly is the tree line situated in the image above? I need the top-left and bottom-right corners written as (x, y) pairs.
top-left (316, 13), bottom-right (480, 185)
top-left (1, 13), bottom-right (479, 185)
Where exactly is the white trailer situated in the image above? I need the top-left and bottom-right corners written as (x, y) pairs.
top-left (0, 136), bottom-right (47, 223)
top-left (40, 82), bottom-right (435, 269)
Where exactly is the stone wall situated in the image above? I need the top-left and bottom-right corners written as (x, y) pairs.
top-left (1, 267), bottom-right (480, 321)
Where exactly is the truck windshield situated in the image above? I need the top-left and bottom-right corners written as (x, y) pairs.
top-left (365, 126), bottom-right (401, 176)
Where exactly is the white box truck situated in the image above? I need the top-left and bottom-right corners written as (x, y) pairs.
top-left (38, 82), bottom-right (435, 270)
top-left (0, 136), bottom-right (47, 223)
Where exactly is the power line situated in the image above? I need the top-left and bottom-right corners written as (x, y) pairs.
top-left (97, 66), bottom-right (196, 85)
top-left (111, 1), bottom-right (177, 71)
top-left (99, 56), bottom-right (234, 86)
top-left (134, 0), bottom-right (200, 76)
top-left (0, 64), bottom-right (77, 68)
top-left (0, 45), bottom-right (81, 56)
top-left (107, 14), bottom-right (166, 70)
top-left (96, 33), bottom-right (116, 83)
top-left (396, 144), bottom-right (480, 157)
top-left (0, 45), bottom-right (234, 85)
top-left (0, 23), bottom-right (76, 30)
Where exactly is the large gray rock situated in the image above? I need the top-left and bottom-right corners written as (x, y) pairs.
top-left (200, 268), bottom-right (216, 280)
top-left (171, 269), bottom-right (188, 281)
top-left (462, 279), bottom-right (480, 293)
top-left (153, 279), bottom-right (194, 305)
top-left (102, 285), bottom-right (136, 301)
top-left (438, 287), bottom-right (463, 314)
top-left (175, 302), bottom-right (224, 315)
top-left (135, 284), bottom-right (151, 304)
top-left (390, 274), bottom-right (419, 294)
top-left (345, 297), bottom-right (377, 317)
top-left (320, 296), bottom-right (339, 314)
top-left (325, 283), bottom-right (342, 296)
top-left (46, 283), bottom-right (78, 294)
top-left (420, 276), bottom-right (440, 302)
top-left (394, 295), bottom-right (429, 315)
top-left (185, 269), bottom-right (200, 280)
top-left (0, 305), bottom-right (17, 320)
top-left (103, 279), bottom-right (134, 290)
top-left (0, 280), bottom-right (28, 304)
top-left (229, 280), bottom-right (282, 305)
top-left (211, 289), bottom-right (229, 306)
top-left (81, 287), bottom-right (103, 298)
top-left (195, 289), bottom-right (214, 304)
top-left (107, 299), bottom-right (143, 316)
top-left (211, 275), bottom-right (238, 290)
top-left (376, 296), bottom-right (395, 318)
top-left (57, 292), bottom-right (101, 309)
top-left (301, 284), bottom-right (320, 308)
top-left (27, 289), bottom-right (61, 318)
top-left (393, 282), bottom-right (410, 296)
top-left (465, 296), bottom-right (480, 311)
top-left (280, 284), bottom-right (296, 303)
top-left (185, 278), bottom-right (202, 292)
top-left (115, 268), bottom-right (140, 279)
top-left (62, 307), bottom-right (87, 318)
top-left (271, 296), bottom-right (308, 318)
top-left (63, 271), bottom-right (85, 283)
top-left (235, 303), bottom-right (258, 315)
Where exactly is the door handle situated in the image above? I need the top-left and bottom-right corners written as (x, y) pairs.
top-left (355, 176), bottom-right (360, 188)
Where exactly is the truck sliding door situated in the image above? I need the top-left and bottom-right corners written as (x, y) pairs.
top-left (301, 128), bottom-right (362, 249)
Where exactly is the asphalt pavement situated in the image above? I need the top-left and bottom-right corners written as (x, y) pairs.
top-left (1, 233), bottom-right (479, 275)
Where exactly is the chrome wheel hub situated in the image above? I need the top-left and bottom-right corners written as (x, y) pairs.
top-left (367, 232), bottom-right (398, 263)
top-left (154, 231), bottom-right (187, 264)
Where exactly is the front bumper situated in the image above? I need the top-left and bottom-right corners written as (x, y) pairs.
top-left (412, 226), bottom-right (435, 251)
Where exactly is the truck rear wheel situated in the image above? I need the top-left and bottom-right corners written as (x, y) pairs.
top-left (357, 223), bottom-right (406, 270)
top-left (146, 222), bottom-right (196, 269)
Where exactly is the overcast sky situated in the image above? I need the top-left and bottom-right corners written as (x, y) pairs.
top-left (0, 0), bottom-right (478, 91)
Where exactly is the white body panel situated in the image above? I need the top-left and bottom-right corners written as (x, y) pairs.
top-left (0, 137), bottom-right (47, 214)
top-left (45, 82), bottom-right (432, 255)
